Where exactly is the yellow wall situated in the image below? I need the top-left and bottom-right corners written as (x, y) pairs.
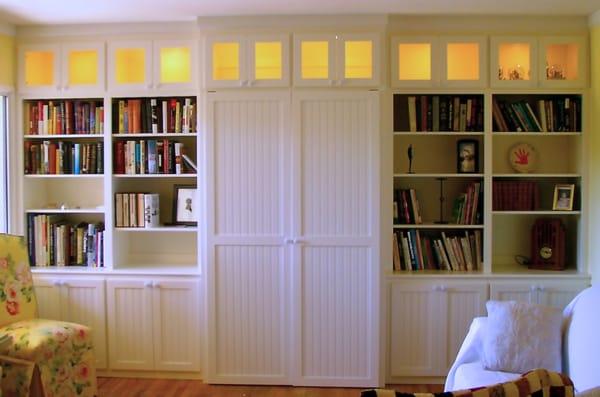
top-left (0, 33), bottom-right (15, 87)
top-left (590, 25), bottom-right (600, 284)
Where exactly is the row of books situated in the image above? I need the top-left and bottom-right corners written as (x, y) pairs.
top-left (395, 95), bottom-right (484, 132)
top-left (451, 182), bottom-right (483, 225)
top-left (24, 141), bottom-right (104, 175)
top-left (112, 97), bottom-right (197, 134)
top-left (25, 100), bottom-right (104, 135)
top-left (393, 230), bottom-right (482, 272)
top-left (492, 97), bottom-right (581, 132)
top-left (26, 215), bottom-right (105, 267)
top-left (115, 193), bottom-right (159, 228)
top-left (393, 188), bottom-right (422, 225)
top-left (113, 140), bottom-right (196, 175)
top-left (493, 181), bottom-right (540, 211)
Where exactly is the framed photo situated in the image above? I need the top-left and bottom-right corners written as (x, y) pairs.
top-left (552, 184), bottom-right (575, 211)
top-left (173, 184), bottom-right (198, 225)
top-left (457, 139), bottom-right (479, 173)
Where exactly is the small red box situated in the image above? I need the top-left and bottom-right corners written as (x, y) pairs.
top-left (530, 218), bottom-right (565, 270)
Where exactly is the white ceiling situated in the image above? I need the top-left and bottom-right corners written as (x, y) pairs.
top-left (0, 0), bottom-right (599, 25)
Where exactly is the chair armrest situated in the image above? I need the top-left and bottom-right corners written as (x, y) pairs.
top-left (444, 316), bottom-right (487, 392)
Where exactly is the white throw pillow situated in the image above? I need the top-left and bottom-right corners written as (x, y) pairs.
top-left (482, 300), bottom-right (562, 374)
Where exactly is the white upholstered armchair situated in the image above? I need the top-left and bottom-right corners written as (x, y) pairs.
top-left (445, 286), bottom-right (600, 394)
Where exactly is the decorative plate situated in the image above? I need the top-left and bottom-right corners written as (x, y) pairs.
top-left (508, 142), bottom-right (537, 173)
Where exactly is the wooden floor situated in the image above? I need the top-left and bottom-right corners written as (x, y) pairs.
top-left (97, 378), bottom-right (443, 397)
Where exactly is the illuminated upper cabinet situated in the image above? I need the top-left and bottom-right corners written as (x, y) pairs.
top-left (108, 40), bottom-right (196, 92)
top-left (490, 36), bottom-right (537, 88)
top-left (206, 34), bottom-right (289, 88)
top-left (538, 36), bottom-right (587, 88)
top-left (391, 36), bottom-right (437, 88)
top-left (18, 42), bottom-right (105, 95)
top-left (440, 36), bottom-right (487, 88)
top-left (293, 33), bottom-right (380, 87)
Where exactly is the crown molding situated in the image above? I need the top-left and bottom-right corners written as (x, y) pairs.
top-left (16, 21), bottom-right (197, 39)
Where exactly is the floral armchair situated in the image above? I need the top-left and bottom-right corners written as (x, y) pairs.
top-left (0, 234), bottom-right (97, 396)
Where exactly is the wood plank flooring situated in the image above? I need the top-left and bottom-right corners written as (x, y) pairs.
top-left (97, 378), bottom-right (443, 397)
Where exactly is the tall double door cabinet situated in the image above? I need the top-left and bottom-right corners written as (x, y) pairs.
top-left (205, 90), bottom-right (380, 387)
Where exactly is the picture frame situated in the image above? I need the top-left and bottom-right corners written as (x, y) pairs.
top-left (552, 184), bottom-right (575, 211)
top-left (172, 184), bottom-right (198, 225)
top-left (457, 139), bottom-right (479, 173)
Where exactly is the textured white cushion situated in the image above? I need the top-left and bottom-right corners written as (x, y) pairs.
top-left (453, 361), bottom-right (520, 390)
top-left (482, 300), bottom-right (562, 374)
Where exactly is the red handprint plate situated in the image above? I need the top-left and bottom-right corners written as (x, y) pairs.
top-left (509, 142), bottom-right (537, 173)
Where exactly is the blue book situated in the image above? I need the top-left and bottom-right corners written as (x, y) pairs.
top-left (135, 142), bottom-right (141, 174)
top-left (147, 140), bottom-right (157, 174)
top-left (73, 143), bottom-right (80, 174)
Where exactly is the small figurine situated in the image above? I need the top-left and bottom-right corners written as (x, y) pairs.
top-left (407, 144), bottom-right (414, 173)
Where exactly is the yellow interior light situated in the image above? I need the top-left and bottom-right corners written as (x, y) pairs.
top-left (115, 48), bottom-right (146, 84)
top-left (160, 47), bottom-right (191, 84)
top-left (498, 43), bottom-right (530, 81)
top-left (345, 41), bottom-right (372, 79)
top-left (25, 51), bottom-right (54, 86)
top-left (301, 41), bottom-right (329, 79)
top-left (213, 42), bottom-right (239, 81)
top-left (255, 42), bottom-right (282, 80)
top-left (447, 43), bottom-right (479, 81)
top-left (398, 43), bottom-right (431, 81)
top-left (68, 50), bottom-right (98, 85)
top-left (545, 44), bottom-right (578, 80)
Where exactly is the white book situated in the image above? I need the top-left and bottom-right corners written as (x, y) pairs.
top-left (174, 142), bottom-right (183, 174)
top-left (182, 153), bottom-right (197, 172)
top-left (162, 101), bottom-right (168, 133)
top-left (144, 194), bottom-right (160, 228)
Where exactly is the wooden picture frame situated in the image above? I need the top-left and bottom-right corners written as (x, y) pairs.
top-left (552, 184), bottom-right (575, 211)
top-left (457, 139), bottom-right (479, 173)
top-left (172, 184), bottom-right (198, 225)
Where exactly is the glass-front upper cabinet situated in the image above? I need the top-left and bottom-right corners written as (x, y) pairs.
top-left (538, 36), bottom-right (587, 88)
top-left (293, 33), bottom-right (380, 87)
top-left (19, 42), bottom-right (105, 95)
top-left (490, 36), bottom-right (537, 88)
top-left (440, 36), bottom-right (487, 88)
top-left (108, 39), bottom-right (196, 92)
top-left (391, 36), bottom-right (438, 88)
top-left (206, 34), bottom-right (289, 88)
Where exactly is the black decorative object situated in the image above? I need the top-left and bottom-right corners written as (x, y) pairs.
top-left (434, 177), bottom-right (448, 224)
top-left (407, 144), bottom-right (414, 174)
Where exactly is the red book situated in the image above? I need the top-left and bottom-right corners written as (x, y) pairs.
top-left (65, 101), bottom-right (72, 134)
top-left (37, 101), bottom-right (44, 134)
top-left (115, 141), bottom-right (125, 174)
top-left (48, 142), bottom-right (57, 174)
top-left (163, 139), bottom-right (169, 174)
top-left (169, 99), bottom-right (177, 133)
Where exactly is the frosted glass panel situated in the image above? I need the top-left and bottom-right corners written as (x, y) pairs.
top-left (255, 42), bottom-right (282, 80)
top-left (545, 44), bottom-right (579, 81)
top-left (398, 43), bottom-right (431, 81)
top-left (345, 41), bottom-right (372, 79)
top-left (25, 51), bottom-right (54, 86)
top-left (115, 48), bottom-right (146, 84)
top-left (68, 50), bottom-right (98, 85)
top-left (160, 47), bottom-right (191, 84)
top-left (447, 43), bottom-right (479, 81)
top-left (301, 41), bottom-right (329, 79)
top-left (213, 42), bottom-right (239, 81)
top-left (498, 43), bottom-right (530, 81)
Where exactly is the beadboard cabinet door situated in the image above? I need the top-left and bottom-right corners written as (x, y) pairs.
top-left (490, 279), bottom-right (588, 309)
top-left (206, 91), bottom-right (292, 384)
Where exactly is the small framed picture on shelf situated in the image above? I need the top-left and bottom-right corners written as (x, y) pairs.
top-left (457, 139), bottom-right (479, 173)
top-left (552, 184), bottom-right (575, 211)
top-left (173, 184), bottom-right (198, 225)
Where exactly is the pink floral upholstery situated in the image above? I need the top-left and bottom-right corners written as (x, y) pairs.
top-left (0, 234), bottom-right (97, 396)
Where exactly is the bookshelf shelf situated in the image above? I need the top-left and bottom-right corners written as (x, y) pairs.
top-left (24, 174), bottom-right (103, 179)
top-left (394, 173), bottom-right (484, 178)
top-left (492, 132), bottom-right (581, 136)
top-left (24, 134), bottom-right (104, 139)
top-left (393, 131), bottom-right (484, 136)
top-left (112, 133), bottom-right (198, 138)
top-left (393, 224), bottom-right (484, 229)
top-left (26, 208), bottom-right (105, 214)
top-left (112, 174), bottom-right (197, 178)
top-left (115, 227), bottom-right (198, 232)
top-left (492, 210), bottom-right (581, 215)
top-left (492, 173), bottom-right (581, 178)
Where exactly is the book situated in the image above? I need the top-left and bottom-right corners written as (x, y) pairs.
top-left (144, 194), bottom-right (160, 228)
top-left (182, 154), bottom-right (197, 172)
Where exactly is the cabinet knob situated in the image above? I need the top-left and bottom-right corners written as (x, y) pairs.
top-left (247, 80), bottom-right (255, 87)
top-left (293, 238), bottom-right (305, 245)
top-left (144, 281), bottom-right (153, 288)
top-left (284, 238), bottom-right (294, 244)
top-left (152, 281), bottom-right (160, 289)
top-left (328, 79), bottom-right (334, 86)
top-left (53, 280), bottom-right (62, 287)
top-left (530, 285), bottom-right (538, 292)
top-left (147, 83), bottom-right (153, 89)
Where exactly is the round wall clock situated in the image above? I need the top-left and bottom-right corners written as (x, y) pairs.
top-left (509, 142), bottom-right (537, 173)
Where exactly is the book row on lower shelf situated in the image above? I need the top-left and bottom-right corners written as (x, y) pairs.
top-left (493, 180), bottom-right (540, 211)
top-left (112, 97), bottom-right (197, 134)
top-left (26, 214), bottom-right (105, 267)
top-left (113, 140), bottom-right (197, 175)
top-left (393, 229), bottom-right (482, 272)
top-left (24, 99), bottom-right (104, 135)
top-left (24, 141), bottom-right (104, 175)
top-left (115, 192), bottom-right (159, 228)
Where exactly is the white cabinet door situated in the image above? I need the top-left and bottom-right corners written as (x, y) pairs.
top-left (537, 280), bottom-right (588, 309)
top-left (60, 278), bottom-right (107, 369)
top-left (206, 91), bottom-right (291, 384)
top-left (107, 40), bottom-right (153, 93)
top-left (489, 280), bottom-right (537, 304)
top-left (292, 91), bottom-right (379, 387)
top-left (442, 282), bottom-right (488, 372)
top-left (32, 276), bottom-right (62, 320)
top-left (388, 282), bottom-right (444, 378)
top-left (152, 278), bottom-right (201, 372)
top-left (106, 279), bottom-right (154, 370)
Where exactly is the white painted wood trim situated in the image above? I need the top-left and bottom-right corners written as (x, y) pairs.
top-left (0, 23), bottom-right (15, 36)
top-left (589, 10), bottom-right (600, 27)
